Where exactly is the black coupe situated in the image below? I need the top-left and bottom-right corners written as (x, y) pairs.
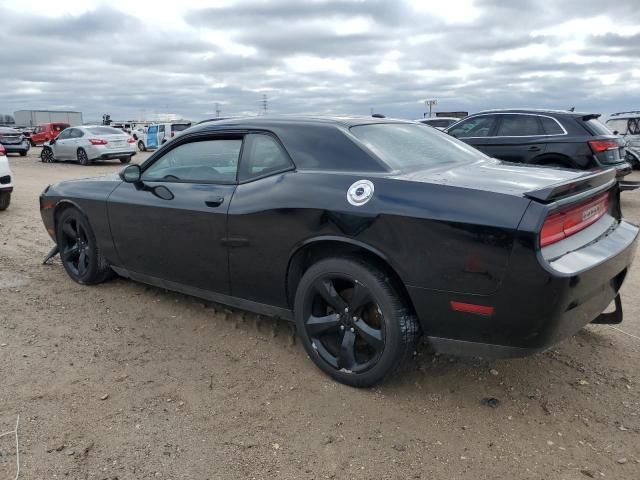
top-left (40, 117), bottom-right (638, 387)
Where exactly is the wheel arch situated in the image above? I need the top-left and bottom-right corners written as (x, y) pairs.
top-left (530, 153), bottom-right (579, 168)
top-left (53, 199), bottom-right (88, 235)
top-left (285, 236), bottom-right (415, 314)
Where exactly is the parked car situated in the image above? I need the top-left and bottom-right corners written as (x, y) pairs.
top-left (39, 117), bottom-right (637, 387)
top-left (0, 127), bottom-right (30, 156)
top-left (416, 117), bottom-right (459, 130)
top-left (446, 109), bottom-right (631, 178)
top-left (136, 122), bottom-right (192, 151)
top-left (30, 122), bottom-right (70, 146)
top-left (606, 111), bottom-right (640, 169)
top-left (0, 144), bottom-right (13, 210)
top-left (40, 126), bottom-right (136, 165)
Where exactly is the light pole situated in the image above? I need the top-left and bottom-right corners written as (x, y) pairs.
top-left (425, 99), bottom-right (437, 118)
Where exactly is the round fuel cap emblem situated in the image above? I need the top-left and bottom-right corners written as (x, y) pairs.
top-left (347, 180), bottom-right (374, 206)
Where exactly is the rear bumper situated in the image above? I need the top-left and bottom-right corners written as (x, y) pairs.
top-left (2, 142), bottom-right (29, 153)
top-left (98, 151), bottom-right (136, 160)
top-left (409, 219), bottom-right (639, 357)
top-left (86, 144), bottom-right (136, 160)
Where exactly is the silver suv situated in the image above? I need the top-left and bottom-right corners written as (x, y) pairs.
top-left (606, 111), bottom-right (640, 168)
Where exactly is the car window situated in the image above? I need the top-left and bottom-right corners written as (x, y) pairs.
top-left (606, 119), bottom-right (628, 135)
top-left (540, 116), bottom-right (565, 135)
top-left (583, 118), bottom-right (613, 136)
top-left (350, 123), bottom-right (486, 171)
top-left (496, 115), bottom-right (543, 136)
top-left (629, 119), bottom-right (640, 135)
top-left (239, 134), bottom-right (293, 182)
top-left (54, 124), bottom-right (68, 132)
top-left (171, 124), bottom-right (190, 132)
top-left (69, 129), bottom-right (84, 138)
top-left (447, 116), bottom-right (497, 138)
top-left (57, 129), bottom-right (71, 140)
top-left (159, 125), bottom-right (165, 133)
top-left (142, 139), bottom-right (242, 183)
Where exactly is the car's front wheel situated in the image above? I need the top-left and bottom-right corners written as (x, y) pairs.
top-left (77, 148), bottom-right (90, 166)
top-left (56, 208), bottom-right (113, 285)
top-left (295, 257), bottom-right (419, 387)
top-left (40, 147), bottom-right (55, 163)
top-left (0, 192), bottom-right (10, 211)
top-left (138, 141), bottom-right (146, 152)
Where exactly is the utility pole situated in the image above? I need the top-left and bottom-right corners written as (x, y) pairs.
top-left (215, 103), bottom-right (221, 118)
top-left (260, 94), bottom-right (268, 115)
top-left (424, 99), bottom-right (437, 118)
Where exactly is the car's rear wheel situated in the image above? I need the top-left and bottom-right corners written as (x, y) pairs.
top-left (77, 148), bottom-right (90, 166)
top-left (119, 156), bottom-right (132, 164)
top-left (40, 147), bottom-right (55, 163)
top-left (0, 192), bottom-right (10, 211)
top-left (138, 141), bottom-right (146, 152)
top-left (19, 150), bottom-right (27, 157)
top-left (56, 208), bottom-right (113, 285)
top-left (294, 257), bottom-right (419, 387)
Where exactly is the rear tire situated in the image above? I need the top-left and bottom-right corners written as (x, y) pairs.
top-left (138, 141), bottom-right (146, 152)
top-left (0, 192), bottom-right (10, 211)
top-left (77, 148), bottom-right (90, 166)
top-left (55, 208), bottom-right (113, 285)
top-left (119, 156), bottom-right (132, 164)
top-left (19, 151), bottom-right (27, 157)
top-left (294, 257), bottom-right (419, 387)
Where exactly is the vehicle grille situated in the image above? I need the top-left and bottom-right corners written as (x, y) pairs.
top-left (0, 175), bottom-right (11, 185)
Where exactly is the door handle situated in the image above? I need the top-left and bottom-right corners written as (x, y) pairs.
top-left (528, 146), bottom-right (541, 152)
top-left (205, 197), bottom-right (224, 208)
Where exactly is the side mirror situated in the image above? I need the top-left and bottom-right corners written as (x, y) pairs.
top-left (121, 164), bottom-right (141, 183)
top-left (613, 130), bottom-right (619, 135)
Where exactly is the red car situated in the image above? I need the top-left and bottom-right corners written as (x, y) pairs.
top-left (30, 123), bottom-right (70, 146)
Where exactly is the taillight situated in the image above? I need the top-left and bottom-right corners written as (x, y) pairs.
top-left (589, 139), bottom-right (618, 154)
top-left (127, 137), bottom-right (135, 144)
top-left (540, 192), bottom-right (610, 247)
top-left (89, 138), bottom-right (108, 145)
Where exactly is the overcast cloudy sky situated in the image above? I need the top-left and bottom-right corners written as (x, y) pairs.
top-left (1, 0), bottom-right (639, 122)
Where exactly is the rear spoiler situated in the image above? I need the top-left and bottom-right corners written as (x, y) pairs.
top-left (580, 113), bottom-right (601, 121)
top-left (524, 169), bottom-right (616, 203)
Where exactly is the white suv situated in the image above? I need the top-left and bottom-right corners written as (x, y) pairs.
top-left (606, 111), bottom-right (640, 168)
top-left (0, 144), bottom-right (13, 210)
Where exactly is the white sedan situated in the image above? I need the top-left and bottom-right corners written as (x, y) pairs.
top-left (40, 126), bottom-right (136, 165)
top-left (0, 144), bottom-right (13, 210)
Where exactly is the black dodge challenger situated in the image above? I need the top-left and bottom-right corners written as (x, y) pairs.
top-left (40, 116), bottom-right (638, 387)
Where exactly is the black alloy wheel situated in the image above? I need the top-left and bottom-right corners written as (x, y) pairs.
top-left (77, 148), bottom-right (90, 166)
top-left (295, 257), bottom-right (419, 387)
top-left (41, 148), bottom-right (55, 163)
top-left (55, 208), bottom-right (113, 285)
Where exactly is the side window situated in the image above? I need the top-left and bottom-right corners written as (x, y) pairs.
top-left (159, 125), bottom-right (165, 133)
top-left (69, 129), bottom-right (83, 138)
top-left (239, 134), bottom-right (293, 182)
top-left (496, 115), bottom-right (543, 136)
top-left (628, 119), bottom-right (640, 135)
top-left (540, 116), bottom-right (564, 135)
top-left (57, 129), bottom-right (71, 140)
top-left (447, 116), bottom-right (497, 138)
top-left (142, 138), bottom-right (242, 183)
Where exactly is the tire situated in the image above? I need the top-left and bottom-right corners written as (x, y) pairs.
top-left (0, 192), bottom-right (10, 211)
top-left (119, 156), bottom-right (132, 164)
top-left (40, 147), bottom-right (55, 163)
top-left (30, 140), bottom-right (36, 147)
top-left (19, 150), bottom-right (27, 157)
top-left (294, 257), bottom-right (419, 387)
top-left (55, 208), bottom-right (113, 285)
top-left (138, 141), bottom-right (146, 152)
top-left (77, 148), bottom-right (90, 166)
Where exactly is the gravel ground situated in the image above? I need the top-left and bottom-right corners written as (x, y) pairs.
top-left (1, 147), bottom-right (639, 479)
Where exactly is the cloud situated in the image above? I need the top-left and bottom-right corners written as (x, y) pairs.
top-left (1, 0), bottom-right (639, 122)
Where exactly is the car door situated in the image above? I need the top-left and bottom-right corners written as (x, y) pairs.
top-left (446, 115), bottom-right (499, 155)
top-left (146, 124), bottom-right (158, 149)
top-left (483, 114), bottom-right (547, 163)
top-left (227, 132), bottom-right (296, 307)
top-left (52, 128), bottom-right (73, 159)
top-left (107, 134), bottom-right (243, 293)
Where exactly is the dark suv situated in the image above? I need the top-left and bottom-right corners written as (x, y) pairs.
top-left (445, 109), bottom-right (631, 178)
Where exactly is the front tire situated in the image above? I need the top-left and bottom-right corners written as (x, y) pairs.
top-left (0, 192), bottom-right (10, 211)
top-left (55, 208), bottom-right (113, 285)
top-left (138, 141), bottom-right (146, 152)
top-left (294, 257), bottom-right (419, 387)
top-left (40, 147), bottom-right (55, 163)
top-left (77, 148), bottom-right (90, 166)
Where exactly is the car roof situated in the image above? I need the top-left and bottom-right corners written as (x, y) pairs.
top-left (188, 115), bottom-right (410, 134)
top-left (473, 108), bottom-right (592, 118)
top-left (418, 117), bottom-right (459, 121)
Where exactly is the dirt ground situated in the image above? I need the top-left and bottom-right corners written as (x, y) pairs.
top-left (1, 147), bottom-right (639, 480)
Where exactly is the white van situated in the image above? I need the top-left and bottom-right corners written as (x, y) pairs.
top-left (606, 112), bottom-right (640, 168)
top-left (136, 122), bottom-right (191, 151)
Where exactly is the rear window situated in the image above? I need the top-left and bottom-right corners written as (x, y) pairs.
top-left (85, 127), bottom-right (125, 135)
top-left (350, 123), bottom-right (486, 171)
top-left (583, 118), bottom-right (613, 136)
top-left (606, 119), bottom-right (629, 135)
top-left (172, 124), bottom-right (191, 132)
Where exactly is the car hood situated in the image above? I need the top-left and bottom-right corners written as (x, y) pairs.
top-left (389, 158), bottom-right (599, 197)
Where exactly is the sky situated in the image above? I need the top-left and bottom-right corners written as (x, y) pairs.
top-left (1, 0), bottom-right (639, 122)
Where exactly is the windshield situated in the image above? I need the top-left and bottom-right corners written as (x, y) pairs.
top-left (172, 124), bottom-right (191, 132)
top-left (350, 123), bottom-right (486, 171)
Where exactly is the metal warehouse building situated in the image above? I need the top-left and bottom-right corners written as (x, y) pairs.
top-left (14, 110), bottom-right (83, 127)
